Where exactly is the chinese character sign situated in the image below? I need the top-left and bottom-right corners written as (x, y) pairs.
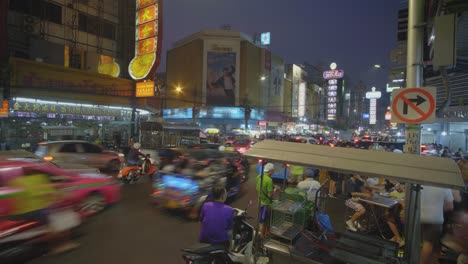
top-left (324, 63), bottom-right (343, 120)
top-left (128, 0), bottom-right (163, 80)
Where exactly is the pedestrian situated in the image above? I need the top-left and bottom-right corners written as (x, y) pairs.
top-left (289, 165), bottom-right (304, 187)
top-left (420, 185), bottom-right (454, 264)
top-left (455, 148), bottom-right (464, 160)
top-left (296, 169), bottom-right (321, 202)
top-left (199, 184), bottom-right (233, 248)
top-left (256, 163), bottom-right (275, 238)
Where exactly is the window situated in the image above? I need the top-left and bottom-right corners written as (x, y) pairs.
top-left (78, 13), bottom-right (116, 40)
top-left (81, 143), bottom-right (102, 154)
top-left (60, 144), bottom-right (77, 153)
top-left (9, 0), bottom-right (61, 24)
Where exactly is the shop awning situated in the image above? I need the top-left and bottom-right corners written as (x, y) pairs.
top-left (244, 140), bottom-right (464, 189)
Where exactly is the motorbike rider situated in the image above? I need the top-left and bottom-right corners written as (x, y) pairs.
top-left (199, 184), bottom-right (234, 249)
top-left (127, 142), bottom-right (144, 166)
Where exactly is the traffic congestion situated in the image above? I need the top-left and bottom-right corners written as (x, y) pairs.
top-left (0, 124), bottom-right (466, 264)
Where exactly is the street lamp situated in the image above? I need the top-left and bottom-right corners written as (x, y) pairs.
top-left (175, 86), bottom-right (182, 93)
top-left (260, 76), bottom-right (266, 81)
top-left (374, 64), bottom-right (382, 68)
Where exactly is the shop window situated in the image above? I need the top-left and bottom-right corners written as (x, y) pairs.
top-left (60, 143), bottom-right (77, 153)
top-left (81, 143), bottom-right (102, 154)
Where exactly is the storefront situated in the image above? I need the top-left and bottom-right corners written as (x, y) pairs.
top-left (4, 58), bottom-right (150, 150)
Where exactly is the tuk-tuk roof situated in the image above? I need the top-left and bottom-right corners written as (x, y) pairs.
top-left (244, 140), bottom-right (464, 189)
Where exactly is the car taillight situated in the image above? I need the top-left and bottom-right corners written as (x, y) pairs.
top-left (182, 197), bottom-right (190, 203)
top-left (44, 155), bottom-right (54, 161)
top-left (153, 190), bottom-right (162, 196)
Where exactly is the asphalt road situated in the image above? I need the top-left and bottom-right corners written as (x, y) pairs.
top-left (31, 165), bottom-right (311, 264)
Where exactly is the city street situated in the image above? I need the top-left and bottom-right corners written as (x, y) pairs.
top-left (31, 165), bottom-right (310, 264)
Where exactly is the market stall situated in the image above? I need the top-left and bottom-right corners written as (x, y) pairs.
top-left (244, 140), bottom-right (464, 264)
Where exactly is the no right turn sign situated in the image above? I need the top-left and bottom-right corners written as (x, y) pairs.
top-left (391, 87), bottom-right (436, 124)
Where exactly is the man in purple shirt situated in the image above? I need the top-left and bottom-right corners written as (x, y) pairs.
top-left (199, 184), bottom-right (234, 246)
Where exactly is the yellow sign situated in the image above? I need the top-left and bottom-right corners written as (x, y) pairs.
top-left (0, 100), bottom-right (8, 117)
top-left (11, 58), bottom-right (133, 97)
top-left (98, 55), bottom-right (121, 77)
top-left (136, 81), bottom-right (155, 97)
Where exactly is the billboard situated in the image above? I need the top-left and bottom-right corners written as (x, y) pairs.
top-left (206, 52), bottom-right (237, 106)
top-left (269, 60), bottom-right (284, 112)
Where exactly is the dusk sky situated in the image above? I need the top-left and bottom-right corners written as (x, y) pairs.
top-left (161, 0), bottom-right (402, 95)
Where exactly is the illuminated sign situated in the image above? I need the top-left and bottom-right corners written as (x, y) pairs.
top-left (298, 82), bottom-right (306, 117)
top-left (386, 83), bottom-right (400, 93)
top-left (324, 63), bottom-right (343, 120)
top-left (164, 107), bottom-right (265, 120)
top-left (366, 87), bottom-right (381, 125)
top-left (323, 70), bottom-right (344, 80)
top-left (0, 100), bottom-right (8, 117)
top-left (260, 32), bottom-right (271, 45)
top-left (136, 81), bottom-right (155, 97)
top-left (259, 121), bottom-right (267, 126)
top-left (128, 0), bottom-right (163, 80)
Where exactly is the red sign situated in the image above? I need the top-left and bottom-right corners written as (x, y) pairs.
top-left (259, 121), bottom-right (267, 126)
top-left (0, 100), bottom-right (8, 117)
top-left (137, 37), bottom-right (157, 55)
top-left (323, 69), bottom-right (344, 79)
top-left (391, 88), bottom-right (436, 124)
top-left (137, 21), bottom-right (157, 40)
top-left (137, 0), bottom-right (156, 9)
top-left (137, 5), bottom-right (157, 25)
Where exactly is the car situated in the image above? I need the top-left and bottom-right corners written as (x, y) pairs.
top-left (230, 138), bottom-right (253, 154)
top-left (0, 159), bottom-right (120, 217)
top-left (35, 141), bottom-right (125, 171)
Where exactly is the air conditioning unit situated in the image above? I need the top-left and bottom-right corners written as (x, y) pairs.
top-left (22, 15), bottom-right (38, 34)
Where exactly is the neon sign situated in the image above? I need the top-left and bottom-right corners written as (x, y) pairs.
top-left (128, 0), bottom-right (163, 80)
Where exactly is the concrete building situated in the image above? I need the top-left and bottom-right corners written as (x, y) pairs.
top-left (1, 0), bottom-right (151, 149)
top-left (164, 29), bottom-right (287, 132)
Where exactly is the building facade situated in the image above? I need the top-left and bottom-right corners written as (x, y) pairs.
top-left (164, 29), bottom-right (287, 132)
top-left (1, 0), bottom-right (149, 149)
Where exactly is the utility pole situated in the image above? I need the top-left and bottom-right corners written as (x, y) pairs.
top-left (404, 0), bottom-right (424, 263)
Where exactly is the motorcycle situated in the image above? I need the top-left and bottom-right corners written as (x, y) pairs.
top-left (236, 156), bottom-right (250, 183)
top-left (181, 201), bottom-right (269, 264)
top-left (118, 154), bottom-right (157, 184)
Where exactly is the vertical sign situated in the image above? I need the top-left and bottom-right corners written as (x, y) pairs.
top-left (128, 0), bottom-right (163, 80)
top-left (366, 87), bottom-right (381, 125)
top-left (404, 125), bottom-right (420, 153)
top-left (323, 63), bottom-right (344, 120)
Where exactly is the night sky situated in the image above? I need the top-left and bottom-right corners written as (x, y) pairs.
top-left (161, 0), bottom-right (402, 96)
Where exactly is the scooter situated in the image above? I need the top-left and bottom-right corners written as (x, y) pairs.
top-left (118, 154), bottom-right (157, 184)
top-left (181, 202), bottom-right (269, 264)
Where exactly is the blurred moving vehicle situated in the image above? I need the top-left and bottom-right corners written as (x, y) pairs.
top-left (35, 141), bottom-right (125, 171)
top-left (0, 219), bottom-right (49, 264)
top-left (118, 154), bottom-right (157, 184)
top-left (0, 160), bottom-right (120, 217)
top-left (152, 149), bottom-right (241, 219)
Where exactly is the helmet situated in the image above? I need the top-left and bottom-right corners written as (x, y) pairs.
top-left (133, 142), bottom-right (141, 149)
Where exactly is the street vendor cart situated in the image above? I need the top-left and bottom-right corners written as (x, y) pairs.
top-left (244, 140), bottom-right (465, 264)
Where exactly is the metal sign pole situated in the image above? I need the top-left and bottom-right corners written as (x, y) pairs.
top-left (404, 0), bottom-right (424, 262)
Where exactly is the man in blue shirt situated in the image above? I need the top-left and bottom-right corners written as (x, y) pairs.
top-left (199, 184), bottom-right (234, 247)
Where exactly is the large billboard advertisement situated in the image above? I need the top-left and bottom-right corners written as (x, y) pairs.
top-left (206, 52), bottom-right (237, 106)
top-left (268, 60), bottom-right (284, 112)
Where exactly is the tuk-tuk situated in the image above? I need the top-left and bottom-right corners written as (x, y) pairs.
top-left (151, 149), bottom-right (241, 219)
top-left (244, 140), bottom-right (465, 264)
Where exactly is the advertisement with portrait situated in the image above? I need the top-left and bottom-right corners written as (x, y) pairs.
top-left (206, 52), bottom-right (237, 106)
top-left (269, 59), bottom-right (284, 112)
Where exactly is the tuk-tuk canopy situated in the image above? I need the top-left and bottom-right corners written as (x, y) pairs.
top-left (244, 140), bottom-right (464, 189)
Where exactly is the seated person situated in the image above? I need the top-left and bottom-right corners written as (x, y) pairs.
top-left (199, 184), bottom-right (233, 248)
top-left (382, 203), bottom-right (405, 247)
top-left (344, 174), bottom-right (372, 231)
top-left (296, 170), bottom-right (321, 202)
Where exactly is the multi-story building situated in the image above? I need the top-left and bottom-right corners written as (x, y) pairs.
top-left (0, 0), bottom-right (151, 149)
top-left (389, 1), bottom-right (468, 150)
top-left (164, 29), bottom-right (287, 132)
